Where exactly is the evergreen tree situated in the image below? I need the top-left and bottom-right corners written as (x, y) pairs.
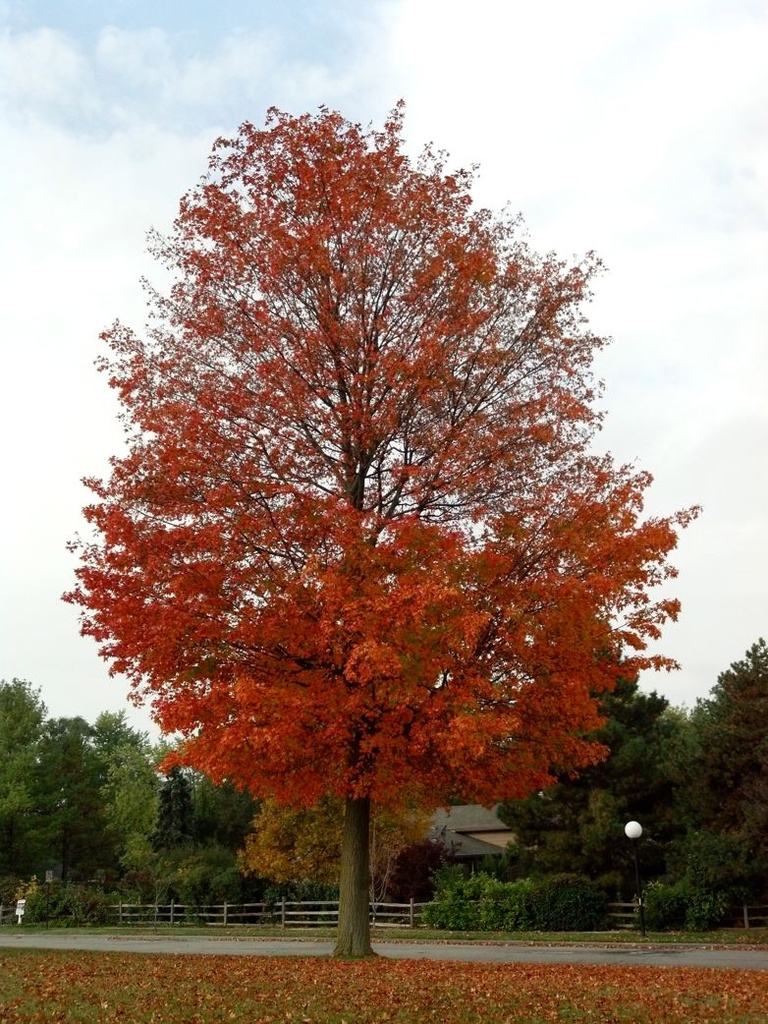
top-left (673, 639), bottom-right (768, 897)
top-left (499, 676), bottom-right (682, 891)
top-left (152, 766), bottom-right (195, 850)
top-left (191, 773), bottom-right (258, 850)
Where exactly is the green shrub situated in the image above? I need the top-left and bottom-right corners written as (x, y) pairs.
top-left (623, 878), bottom-right (731, 933)
top-left (683, 887), bottom-right (729, 931)
top-left (424, 871), bottom-right (602, 932)
top-left (23, 884), bottom-right (114, 926)
top-left (643, 881), bottom-right (687, 931)
top-left (475, 876), bottom-right (508, 930)
top-left (422, 869), bottom-right (485, 930)
top-left (528, 874), bottom-right (606, 931)
top-left (144, 843), bottom-right (249, 910)
top-left (476, 853), bottom-right (507, 881)
top-left (172, 849), bottom-right (243, 909)
top-left (486, 877), bottom-right (536, 930)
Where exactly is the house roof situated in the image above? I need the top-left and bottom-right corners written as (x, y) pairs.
top-left (429, 804), bottom-right (509, 834)
top-left (435, 832), bottom-right (504, 859)
top-left (427, 804), bottom-right (514, 860)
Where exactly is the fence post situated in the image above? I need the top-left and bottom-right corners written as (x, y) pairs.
top-left (281, 899), bottom-right (286, 929)
top-left (743, 904), bottom-right (750, 929)
top-left (409, 898), bottom-right (415, 929)
top-left (223, 902), bottom-right (228, 926)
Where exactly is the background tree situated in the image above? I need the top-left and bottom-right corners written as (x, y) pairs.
top-left (239, 798), bottom-right (342, 886)
top-left (0, 686), bottom-right (259, 901)
top-left (0, 679), bottom-right (47, 877)
top-left (386, 838), bottom-right (448, 902)
top-left (67, 104), bottom-right (696, 955)
top-left (499, 676), bottom-right (684, 892)
top-left (671, 639), bottom-right (768, 900)
top-left (239, 797), bottom-right (424, 903)
top-left (368, 807), bottom-right (428, 906)
top-left (101, 740), bottom-right (161, 871)
top-left (191, 772), bottom-right (259, 851)
top-left (33, 717), bottom-right (115, 881)
top-left (91, 709), bottom-right (148, 755)
top-left (118, 760), bottom-right (259, 906)
top-left (151, 766), bottom-right (195, 851)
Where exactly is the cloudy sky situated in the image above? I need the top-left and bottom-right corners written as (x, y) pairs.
top-left (1, 0), bottom-right (766, 737)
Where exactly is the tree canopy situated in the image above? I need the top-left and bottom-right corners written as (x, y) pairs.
top-left (672, 639), bottom-right (768, 895)
top-left (66, 104), bottom-right (696, 954)
top-left (0, 679), bottom-right (47, 877)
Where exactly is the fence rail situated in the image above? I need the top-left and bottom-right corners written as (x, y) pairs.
top-left (3, 898), bottom-right (768, 930)
top-left (0, 898), bottom-right (427, 928)
top-left (606, 902), bottom-right (768, 931)
top-left (606, 902), bottom-right (637, 930)
top-left (729, 905), bottom-right (768, 929)
top-left (108, 899), bottom-right (428, 928)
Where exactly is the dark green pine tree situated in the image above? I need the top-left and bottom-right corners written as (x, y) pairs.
top-left (191, 773), bottom-right (259, 851)
top-left (152, 766), bottom-right (196, 851)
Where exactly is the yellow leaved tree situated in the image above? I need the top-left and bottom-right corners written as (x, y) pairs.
top-left (239, 798), bottom-right (428, 901)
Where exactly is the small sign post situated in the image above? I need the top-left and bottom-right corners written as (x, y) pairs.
top-left (15, 899), bottom-right (26, 924)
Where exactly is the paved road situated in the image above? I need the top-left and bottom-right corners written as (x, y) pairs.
top-left (1, 932), bottom-right (766, 970)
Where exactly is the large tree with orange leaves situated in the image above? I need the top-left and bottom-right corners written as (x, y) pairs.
top-left (67, 104), bottom-right (696, 956)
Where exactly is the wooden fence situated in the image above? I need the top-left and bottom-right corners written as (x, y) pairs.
top-left (606, 902), bottom-right (637, 930)
top-left (3, 898), bottom-right (768, 930)
top-left (607, 901), bottom-right (768, 931)
top-left (108, 899), bottom-right (427, 928)
top-left (728, 905), bottom-right (768, 929)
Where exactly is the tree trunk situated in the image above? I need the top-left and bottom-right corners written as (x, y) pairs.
top-left (333, 796), bottom-right (374, 957)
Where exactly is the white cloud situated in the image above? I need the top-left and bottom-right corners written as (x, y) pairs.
top-left (383, 1), bottom-right (768, 235)
top-left (0, 25), bottom-right (93, 117)
top-left (94, 25), bottom-right (285, 117)
top-left (0, 19), bottom-right (365, 140)
top-left (95, 25), bottom-right (173, 89)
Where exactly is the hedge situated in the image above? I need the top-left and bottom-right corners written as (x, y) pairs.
top-left (423, 871), bottom-right (606, 931)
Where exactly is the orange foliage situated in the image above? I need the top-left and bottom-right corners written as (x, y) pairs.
top-left (66, 104), bottom-right (697, 813)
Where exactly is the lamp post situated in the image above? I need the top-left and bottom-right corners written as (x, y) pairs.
top-left (624, 820), bottom-right (646, 937)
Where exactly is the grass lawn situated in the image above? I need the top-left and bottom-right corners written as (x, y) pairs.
top-left (2, 949), bottom-right (767, 1023)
